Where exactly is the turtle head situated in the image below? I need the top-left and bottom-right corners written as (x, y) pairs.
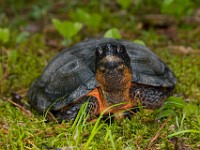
top-left (95, 43), bottom-right (132, 92)
top-left (95, 43), bottom-right (131, 70)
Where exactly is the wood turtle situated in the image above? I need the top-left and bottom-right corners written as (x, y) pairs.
top-left (28, 38), bottom-right (176, 121)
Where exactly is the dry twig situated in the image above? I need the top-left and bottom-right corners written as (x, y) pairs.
top-left (146, 114), bottom-right (172, 149)
top-left (7, 99), bottom-right (33, 118)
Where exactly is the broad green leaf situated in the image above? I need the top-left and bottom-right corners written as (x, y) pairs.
top-left (52, 19), bottom-right (82, 39)
top-left (104, 28), bottom-right (121, 39)
top-left (0, 28), bottom-right (10, 43)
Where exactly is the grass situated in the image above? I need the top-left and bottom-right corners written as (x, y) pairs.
top-left (1, 0), bottom-right (200, 149)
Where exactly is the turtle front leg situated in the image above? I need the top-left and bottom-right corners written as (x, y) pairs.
top-left (53, 96), bottom-right (99, 122)
top-left (130, 85), bottom-right (173, 109)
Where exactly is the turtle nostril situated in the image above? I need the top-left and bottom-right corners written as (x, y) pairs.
top-left (117, 44), bottom-right (126, 53)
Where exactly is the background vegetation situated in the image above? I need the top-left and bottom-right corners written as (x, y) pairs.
top-left (1, 0), bottom-right (200, 149)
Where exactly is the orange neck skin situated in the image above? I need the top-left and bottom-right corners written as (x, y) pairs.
top-left (87, 87), bottom-right (136, 115)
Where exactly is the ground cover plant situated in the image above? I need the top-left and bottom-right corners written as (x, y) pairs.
top-left (1, 0), bottom-right (200, 149)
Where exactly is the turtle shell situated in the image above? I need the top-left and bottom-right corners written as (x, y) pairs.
top-left (28, 38), bottom-right (176, 113)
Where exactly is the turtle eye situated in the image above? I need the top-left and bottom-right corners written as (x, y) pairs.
top-left (117, 45), bottom-right (126, 54)
top-left (96, 47), bottom-right (103, 55)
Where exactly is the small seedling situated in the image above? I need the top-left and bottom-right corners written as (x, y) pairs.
top-left (0, 28), bottom-right (10, 43)
top-left (104, 28), bottom-right (121, 39)
top-left (153, 96), bottom-right (186, 119)
top-left (133, 40), bottom-right (146, 46)
top-left (52, 18), bottom-right (83, 46)
top-left (74, 9), bottom-right (102, 28)
top-left (117, 0), bottom-right (132, 9)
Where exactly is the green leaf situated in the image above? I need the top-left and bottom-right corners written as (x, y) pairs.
top-left (117, 0), bottom-right (132, 9)
top-left (52, 19), bottom-right (82, 39)
top-left (61, 39), bottom-right (72, 47)
top-left (0, 28), bottom-right (10, 43)
top-left (75, 9), bottom-right (90, 22)
top-left (87, 13), bottom-right (102, 28)
top-left (30, 5), bottom-right (49, 19)
top-left (75, 9), bottom-right (102, 28)
top-left (153, 96), bottom-right (186, 119)
top-left (133, 40), bottom-right (146, 46)
top-left (164, 96), bottom-right (186, 109)
top-left (153, 109), bottom-right (175, 119)
top-left (104, 28), bottom-right (121, 39)
top-left (16, 31), bottom-right (30, 44)
top-left (161, 0), bottom-right (194, 18)
top-left (162, 0), bottom-right (174, 6)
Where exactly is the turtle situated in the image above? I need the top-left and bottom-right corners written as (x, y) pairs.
top-left (28, 38), bottom-right (176, 122)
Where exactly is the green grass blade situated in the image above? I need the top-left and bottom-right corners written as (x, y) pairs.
top-left (168, 130), bottom-right (200, 138)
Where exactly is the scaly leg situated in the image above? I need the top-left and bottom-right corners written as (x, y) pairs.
top-left (130, 84), bottom-right (173, 109)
